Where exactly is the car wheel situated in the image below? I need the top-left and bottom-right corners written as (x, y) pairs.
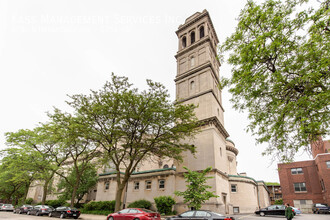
top-left (109, 216), bottom-right (114, 220)
top-left (74, 217), bottom-right (78, 219)
top-left (60, 213), bottom-right (65, 219)
top-left (134, 218), bottom-right (139, 220)
top-left (49, 212), bottom-right (52, 217)
top-left (259, 212), bottom-right (265, 216)
top-left (27, 211), bottom-right (30, 215)
top-left (36, 212), bottom-right (39, 216)
top-left (19, 210), bottom-right (22, 214)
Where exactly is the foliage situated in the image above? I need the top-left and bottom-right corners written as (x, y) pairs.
top-left (154, 196), bottom-right (175, 215)
top-left (57, 163), bottom-right (98, 206)
top-left (66, 73), bottom-right (200, 211)
top-left (274, 198), bottom-right (283, 205)
top-left (45, 199), bottom-right (66, 208)
top-left (83, 200), bottom-right (116, 212)
top-left (175, 167), bottom-right (218, 210)
top-left (127, 199), bottom-right (152, 209)
top-left (220, 0), bottom-right (330, 161)
top-left (79, 209), bottom-right (109, 215)
top-left (265, 182), bottom-right (280, 186)
top-left (25, 198), bottom-right (34, 204)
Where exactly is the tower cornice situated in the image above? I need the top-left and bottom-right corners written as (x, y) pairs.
top-left (175, 36), bottom-right (220, 66)
top-left (200, 116), bottom-right (229, 138)
top-left (175, 88), bottom-right (225, 112)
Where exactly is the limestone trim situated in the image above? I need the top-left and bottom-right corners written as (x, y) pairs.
top-left (175, 88), bottom-right (225, 112)
top-left (175, 61), bottom-right (220, 84)
top-left (226, 145), bottom-right (239, 156)
top-left (176, 10), bottom-right (219, 43)
top-left (176, 168), bottom-right (229, 179)
top-left (175, 36), bottom-right (219, 65)
top-left (200, 116), bottom-right (229, 138)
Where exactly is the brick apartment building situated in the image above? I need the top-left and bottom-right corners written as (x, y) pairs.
top-left (266, 183), bottom-right (282, 205)
top-left (278, 139), bottom-right (330, 213)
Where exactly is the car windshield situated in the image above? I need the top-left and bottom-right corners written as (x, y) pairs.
top-left (210, 212), bottom-right (224, 217)
top-left (140, 208), bottom-right (154, 213)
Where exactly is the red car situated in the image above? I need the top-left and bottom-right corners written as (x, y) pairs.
top-left (107, 208), bottom-right (161, 220)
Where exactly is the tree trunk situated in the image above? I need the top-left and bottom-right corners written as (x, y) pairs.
top-left (71, 184), bottom-right (78, 208)
top-left (42, 179), bottom-right (49, 205)
top-left (114, 184), bottom-right (125, 212)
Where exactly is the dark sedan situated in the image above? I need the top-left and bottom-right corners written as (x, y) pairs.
top-left (49, 206), bottom-right (81, 219)
top-left (255, 205), bottom-right (295, 216)
top-left (13, 204), bottom-right (33, 214)
top-left (107, 208), bottom-right (161, 220)
top-left (166, 210), bottom-right (235, 220)
top-left (27, 205), bottom-right (54, 216)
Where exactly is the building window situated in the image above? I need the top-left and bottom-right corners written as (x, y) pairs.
top-left (291, 168), bottom-right (303, 174)
top-left (145, 180), bottom-right (152, 190)
top-left (294, 182), bottom-right (306, 192)
top-left (134, 181), bottom-right (139, 190)
top-left (182, 36), bottom-right (186, 48)
top-left (220, 147), bottom-right (222, 157)
top-left (199, 26), bottom-right (204, 38)
top-left (231, 184), bottom-right (237, 193)
top-left (163, 164), bottom-right (169, 169)
top-left (190, 31), bottom-right (195, 44)
top-left (300, 200), bottom-right (306, 205)
top-left (190, 81), bottom-right (195, 91)
top-left (190, 56), bottom-right (195, 67)
top-left (326, 161), bottom-right (330, 168)
top-left (159, 179), bottom-right (165, 189)
top-left (233, 207), bottom-right (239, 214)
top-left (104, 181), bottom-right (110, 190)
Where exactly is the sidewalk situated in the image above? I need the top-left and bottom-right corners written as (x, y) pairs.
top-left (80, 213), bottom-right (107, 220)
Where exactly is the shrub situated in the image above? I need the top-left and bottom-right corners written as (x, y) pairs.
top-left (127, 199), bottom-right (152, 209)
top-left (84, 201), bottom-right (116, 212)
top-left (25, 198), bottom-right (33, 204)
top-left (154, 196), bottom-right (175, 215)
top-left (45, 199), bottom-right (66, 208)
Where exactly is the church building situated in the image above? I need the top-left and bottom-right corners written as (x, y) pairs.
top-left (91, 10), bottom-right (270, 214)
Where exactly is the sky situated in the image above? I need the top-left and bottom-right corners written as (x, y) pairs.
top-left (0, 0), bottom-right (319, 182)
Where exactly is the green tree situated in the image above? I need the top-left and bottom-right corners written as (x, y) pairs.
top-left (57, 164), bottom-right (98, 206)
top-left (175, 167), bottom-right (218, 210)
top-left (47, 111), bottom-right (101, 207)
top-left (154, 196), bottom-right (176, 215)
top-left (220, 0), bottom-right (329, 161)
top-left (66, 73), bottom-right (200, 211)
top-left (5, 124), bottom-right (69, 204)
top-left (0, 147), bottom-right (40, 204)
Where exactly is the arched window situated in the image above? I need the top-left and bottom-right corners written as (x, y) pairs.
top-left (163, 164), bottom-right (169, 169)
top-left (199, 26), bottom-right (204, 38)
top-left (190, 31), bottom-right (195, 44)
top-left (190, 81), bottom-right (195, 91)
top-left (190, 56), bottom-right (195, 67)
top-left (182, 36), bottom-right (186, 48)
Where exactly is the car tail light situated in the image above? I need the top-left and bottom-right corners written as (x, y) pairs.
top-left (67, 210), bottom-right (71, 213)
top-left (24, 207), bottom-right (27, 210)
top-left (78, 211), bottom-right (81, 213)
top-left (41, 208), bottom-right (46, 211)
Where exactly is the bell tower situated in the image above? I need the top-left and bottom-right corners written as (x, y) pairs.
top-left (175, 10), bottom-right (230, 173)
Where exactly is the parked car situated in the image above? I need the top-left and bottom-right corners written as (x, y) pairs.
top-left (27, 205), bottom-right (54, 216)
top-left (166, 210), bottom-right (235, 220)
top-left (255, 205), bottom-right (295, 216)
top-left (13, 204), bottom-right (33, 214)
top-left (0, 204), bottom-right (14, 211)
top-left (312, 203), bottom-right (329, 214)
top-left (292, 207), bottom-right (302, 215)
top-left (0, 203), bottom-right (3, 210)
top-left (107, 208), bottom-right (161, 220)
top-left (48, 206), bottom-right (80, 219)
